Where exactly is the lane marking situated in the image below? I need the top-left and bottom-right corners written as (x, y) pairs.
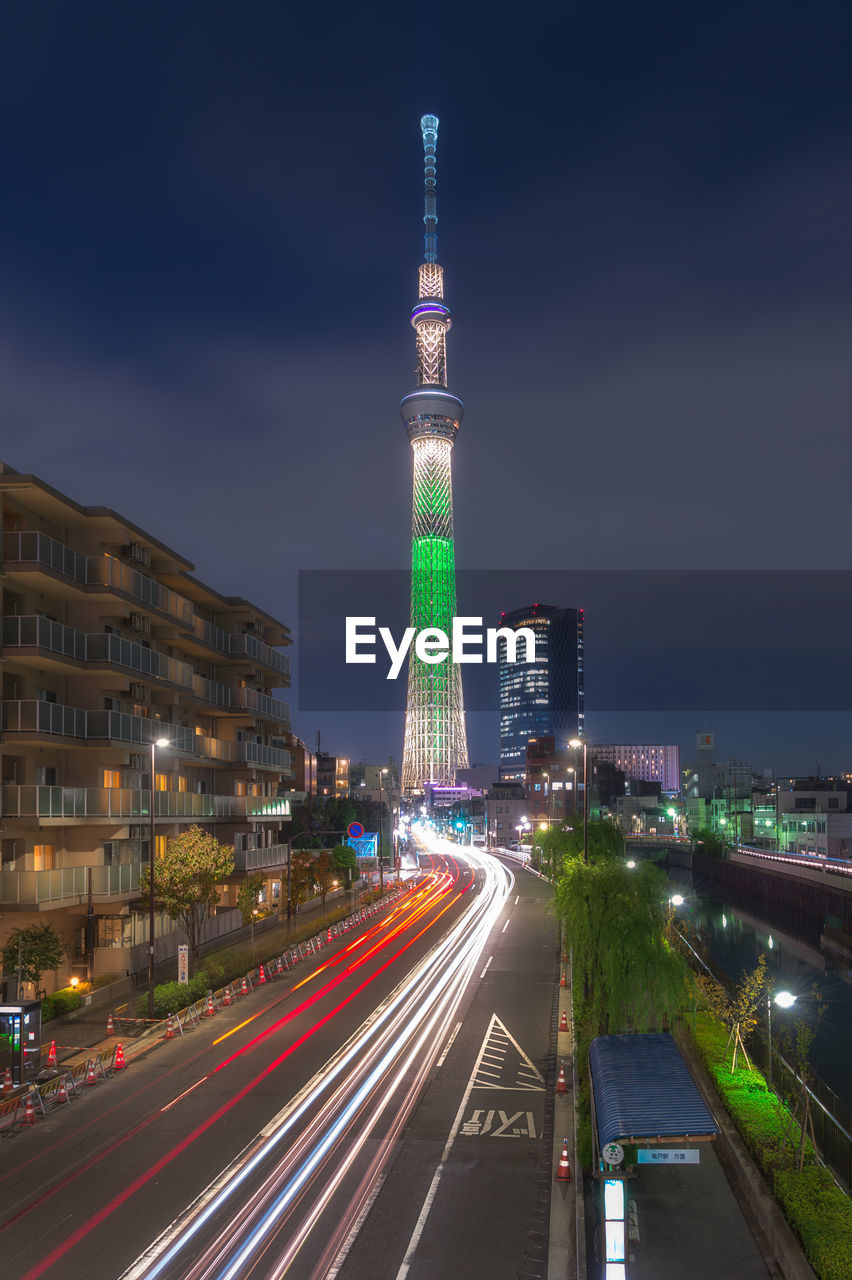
top-left (479, 956), bottom-right (493, 979)
top-left (436, 1021), bottom-right (462, 1069)
top-left (514, 894), bottom-right (519, 905)
top-left (159, 1078), bottom-right (207, 1113)
top-left (501, 919), bottom-right (510, 933)
top-left (472, 1015), bottom-right (546, 1091)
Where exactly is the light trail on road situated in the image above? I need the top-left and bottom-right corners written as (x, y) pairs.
top-left (121, 842), bottom-right (513, 1280)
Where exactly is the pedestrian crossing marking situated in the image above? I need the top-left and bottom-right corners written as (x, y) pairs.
top-left (470, 1014), bottom-right (545, 1091)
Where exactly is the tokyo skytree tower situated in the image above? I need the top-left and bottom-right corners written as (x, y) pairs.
top-left (401, 115), bottom-right (469, 791)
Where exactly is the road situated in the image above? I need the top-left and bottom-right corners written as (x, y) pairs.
top-left (0, 839), bottom-right (559, 1280)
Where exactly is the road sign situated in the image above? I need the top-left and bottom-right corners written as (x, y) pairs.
top-left (602, 1141), bottom-right (624, 1166)
top-left (637, 1148), bottom-right (700, 1164)
top-left (347, 821), bottom-right (364, 839)
top-left (177, 945), bottom-right (189, 984)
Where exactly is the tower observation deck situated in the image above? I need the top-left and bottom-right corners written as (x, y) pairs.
top-left (401, 115), bottom-right (469, 792)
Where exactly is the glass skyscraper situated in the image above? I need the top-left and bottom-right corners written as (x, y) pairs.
top-left (498, 604), bottom-right (584, 780)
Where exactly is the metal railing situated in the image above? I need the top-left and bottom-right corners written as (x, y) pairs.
top-left (233, 686), bottom-right (291, 724)
top-left (0, 785), bottom-right (244, 820)
top-left (1, 702), bottom-right (233, 762)
top-left (237, 741), bottom-right (291, 770)
top-left (232, 842), bottom-right (290, 871)
top-left (0, 862), bottom-right (141, 905)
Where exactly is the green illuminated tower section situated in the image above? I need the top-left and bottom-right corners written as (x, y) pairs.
top-left (401, 115), bottom-right (469, 791)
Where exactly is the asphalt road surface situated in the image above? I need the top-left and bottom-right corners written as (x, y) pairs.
top-left (0, 840), bottom-right (559, 1280)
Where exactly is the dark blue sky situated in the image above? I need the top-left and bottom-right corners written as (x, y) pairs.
top-left (1, 2), bottom-right (850, 773)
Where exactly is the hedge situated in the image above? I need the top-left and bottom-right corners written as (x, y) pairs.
top-left (690, 1011), bottom-right (852, 1280)
top-left (41, 988), bottom-right (83, 1022)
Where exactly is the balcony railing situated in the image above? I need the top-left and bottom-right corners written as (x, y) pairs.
top-left (237, 741), bottom-right (291, 771)
top-left (2, 614), bottom-right (86, 660)
top-left (233, 687), bottom-right (291, 725)
top-left (1, 702), bottom-right (233, 762)
top-left (232, 842), bottom-right (290, 872)
top-left (0, 862), bottom-right (141, 906)
top-left (2, 533), bottom-right (196, 627)
top-left (1, 785), bottom-right (243, 820)
top-left (245, 795), bottom-right (291, 818)
top-left (232, 632), bottom-right (290, 678)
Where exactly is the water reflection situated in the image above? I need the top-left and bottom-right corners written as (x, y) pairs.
top-left (667, 864), bottom-right (852, 1110)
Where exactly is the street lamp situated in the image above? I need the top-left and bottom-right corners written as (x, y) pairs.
top-left (148, 736), bottom-right (170, 1019)
top-left (767, 990), bottom-right (796, 1090)
top-left (378, 768), bottom-right (388, 895)
top-left (569, 738), bottom-right (589, 863)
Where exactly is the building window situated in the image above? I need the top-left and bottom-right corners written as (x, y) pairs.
top-left (235, 781), bottom-right (248, 797)
top-left (177, 775), bottom-right (188, 793)
top-left (33, 844), bottom-right (55, 870)
top-left (103, 769), bottom-right (121, 789)
top-left (155, 772), bottom-right (168, 792)
top-left (155, 834), bottom-right (167, 859)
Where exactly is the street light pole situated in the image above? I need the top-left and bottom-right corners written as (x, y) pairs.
top-left (569, 739), bottom-right (589, 863)
top-left (767, 990), bottom-right (796, 1091)
top-left (148, 737), bottom-right (170, 1019)
top-left (378, 770), bottom-right (385, 895)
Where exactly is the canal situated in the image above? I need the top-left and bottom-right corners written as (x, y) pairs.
top-left (665, 856), bottom-right (852, 1113)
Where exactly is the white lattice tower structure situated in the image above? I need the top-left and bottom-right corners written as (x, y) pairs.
top-left (401, 115), bottom-right (469, 791)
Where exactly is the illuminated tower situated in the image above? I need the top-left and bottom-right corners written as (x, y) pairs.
top-left (401, 114), bottom-right (469, 791)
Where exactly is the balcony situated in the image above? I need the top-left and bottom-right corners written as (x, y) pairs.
top-left (1, 785), bottom-right (244, 821)
top-left (245, 794), bottom-right (291, 818)
top-left (1, 702), bottom-right (233, 763)
top-left (2, 615), bottom-right (86, 661)
top-left (237, 741), bottom-right (291, 771)
top-left (232, 842), bottom-right (290, 872)
top-left (230, 632), bottom-right (290, 679)
top-left (0, 862), bottom-right (142, 907)
top-left (232, 686), bottom-right (291, 726)
top-left (2, 533), bottom-right (196, 628)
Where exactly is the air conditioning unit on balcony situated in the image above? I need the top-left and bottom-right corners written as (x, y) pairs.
top-left (129, 613), bottom-right (151, 634)
top-left (128, 682), bottom-right (149, 702)
top-left (123, 542), bottom-right (151, 567)
top-left (128, 753), bottom-right (145, 770)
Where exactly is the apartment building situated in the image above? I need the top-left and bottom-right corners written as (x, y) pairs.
top-left (0, 464), bottom-right (292, 990)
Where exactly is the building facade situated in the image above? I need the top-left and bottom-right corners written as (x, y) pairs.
top-left (591, 744), bottom-right (681, 794)
top-left (498, 604), bottom-right (583, 780)
top-left (0, 464), bottom-right (292, 990)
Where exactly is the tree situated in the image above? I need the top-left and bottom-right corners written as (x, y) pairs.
top-left (237, 872), bottom-right (265, 959)
top-left (690, 827), bottom-right (728, 858)
top-left (698, 954), bottom-right (767, 1073)
top-left (1, 923), bottom-right (66, 996)
top-left (139, 825), bottom-right (234, 962)
top-left (289, 848), bottom-right (315, 907)
top-left (330, 842), bottom-right (357, 887)
top-left (314, 850), bottom-right (334, 912)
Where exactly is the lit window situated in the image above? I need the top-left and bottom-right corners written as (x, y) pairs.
top-left (177, 775), bottom-right (188, 793)
top-left (33, 844), bottom-right (55, 870)
top-left (155, 772), bottom-right (168, 792)
top-left (155, 834), bottom-right (167, 859)
top-left (103, 769), bottom-right (121, 789)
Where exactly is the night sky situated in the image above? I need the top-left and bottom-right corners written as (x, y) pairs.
top-left (1, 2), bottom-right (850, 773)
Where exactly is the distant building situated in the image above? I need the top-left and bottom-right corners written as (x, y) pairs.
top-left (498, 604), bottom-right (583, 781)
top-left (591, 744), bottom-right (680, 794)
top-left (485, 781), bottom-right (528, 846)
top-left (316, 752), bottom-right (350, 799)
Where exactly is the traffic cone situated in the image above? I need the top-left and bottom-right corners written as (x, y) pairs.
top-left (240, 976), bottom-right (248, 996)
top-left (56, 1077), bottom-right (69, 1104)
top-left (47, 1040), bottom-right (57, 1068)
top-left (276, 957), bottom-right (283, 974)
top-left (106, 1012), bottom-right (115, 1036)
top-left (560, 971), bottom-right (566, 988)
top-left (556, 1139), bottom-right (573, 1182)
top-left (2, 1068), bottom-right (13, 1094)
top-left (113, 1043), bottom-right (127, 1070)
top-left (205, 994), bottom-right (215, 1018)
top-left (85, 1060), bottom-right (97, 1087)
top-left (166, 1014), bottom-right (175, 1039)
top-left (222, 986), bottom-right (232, 1007)
top-left (559, 1011), bottom-right (568, 1032)
top-left (23, 1092), bottom-right (36, 1125)
top-left (556, 1061), bottom-right (567, 1093)
top-left (258, 964), bottom-right (266, 986)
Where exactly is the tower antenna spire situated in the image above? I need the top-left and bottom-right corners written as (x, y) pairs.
top-left (421, 114), bottom-right (439, 264)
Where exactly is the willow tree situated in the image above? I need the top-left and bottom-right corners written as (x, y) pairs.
top-left (554, 852), bottom-right (686, 1037)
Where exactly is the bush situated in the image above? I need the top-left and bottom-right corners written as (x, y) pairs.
top-left (40, 988), bottom-right (83, 1022)
top-left (690, 1010), bottom-right (852, 1280)
top-left (136, 970), bottom-right (214, 1019)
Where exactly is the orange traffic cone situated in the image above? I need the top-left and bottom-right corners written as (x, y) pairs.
top-left (85, 1060), bottom-right (97, 1087)
top-left (47, 1040), bottom-right (57, 1068)
top-left (166, 1014), bottom-right (175, 1039)
top-left (556, 1061), bottom-right (567, 1094)
top-left (56, 1077), bottom-right (69, 1104)
top-left (560, 971), bottom-right (566, 988)
top-left (113, 1043), bottom-right (127, 1070)
top-left (106, 1012), bottom-right (115, 1036)
top-left (559, 1011), bottom-right (568, 1032)
top-left (23, 1092), bottom-right (36, 1125)
top-left (240, 976), bottom-right (248, 996)
top-left (556, 1139), bottom-right (573, 1181)
top-left (258, 964), bottom-right (266, 986)
top-left (205, 994), bottom-right (215, 1017)
top-left (222, 986), bottom-right (232, 1007)
top-left (2, 1068), bottom-right (13, 1094)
